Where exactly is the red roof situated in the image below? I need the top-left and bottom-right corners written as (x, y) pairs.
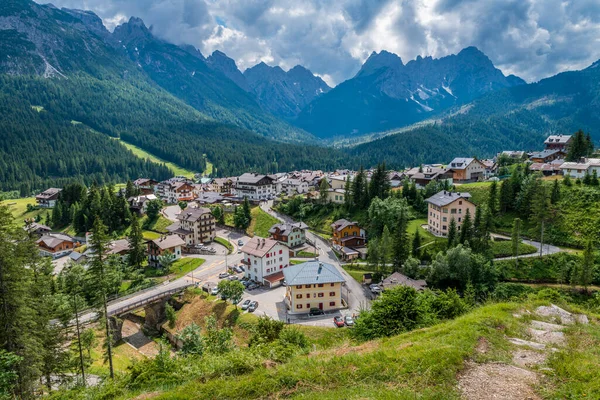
top-left (264, 271), bottom-right (285, 283)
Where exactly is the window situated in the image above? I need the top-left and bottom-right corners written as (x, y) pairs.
top-left (442, 217), bottom-right (447, 222)
top-left (442, 225), bottom-right (447, 230)
top-left (459, 201), bottom-right (463, 205)
top-left (329, 291), bottom-right (336, 296)
top-left (451, 208), bottom-right (457, 214)
top-left (296, 294), bottom-right (302, 299)
top-left (296, 304), bottom-right (303, 309)
top-left (306, 293), bottom-right (310, 298)
top-left (306, 303), bottom-right (310, 309)
top-left (279, 249), bottom-right (282, 254)
top-left (305, 284), bottom-right (311, 288)
top-left (318, 284), bottom-right (324, 288)
top-left (318, 293), bottom-right (324, 297)
top-left (458, 209), bottom-right (462, 214)
top-left (443, 208), bottom-right (448, 213)
top-left (329, 302), bottom-right (336, 306)
top-left (458, 218), bottom-right (462, 222)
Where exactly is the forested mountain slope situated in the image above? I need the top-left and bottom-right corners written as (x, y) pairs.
top-left (0, 0), bottom-right (345, 192)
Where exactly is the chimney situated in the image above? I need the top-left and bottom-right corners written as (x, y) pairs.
top-left (261, 238), bottom-right (265, 248)
top-left (318, 262), bottom-right (323, 274)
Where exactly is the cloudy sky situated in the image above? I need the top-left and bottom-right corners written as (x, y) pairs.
top-left (39, 0), bottom-right (600, 86)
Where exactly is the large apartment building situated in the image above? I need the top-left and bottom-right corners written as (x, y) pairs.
top-left (156, 178), bottom-right (195, 204)
top-left (425, 191), bottom-right (476, 237)
top-left (234, 173), bottom-right (277, 201)
top-left (241, 237), bottom-right (290, 287)
top-left (167, 206), bottom-right (216, 246)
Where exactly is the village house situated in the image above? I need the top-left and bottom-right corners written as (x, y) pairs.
top-left (167, 206), bottom-right (216, 247)
top-left (560, 158), bottom-right (600, 179)
top-left (24, 222), bottom-right (51, 237)
top-left (331, 219), bottom-right (366, 248)
top-left (406, 165), bottom-right (453, 188)
top-left (268, 222), bottom-right (308, 251)
top-left (234, 173), bottom-right (277, 202)
top-left (498, 150), bottom-right (526, 160)
top-left (211, 178), bottom-right (235, 194)
top-left (380, 271), bottom-right (427, 291)
top-left (544, 134), bottom-right (572, 151)
top-left (283, 261), bottom-right (346, 314)
top-left (35, 188), bottom-right (62, 208)
top-left (388, 171), bottom-right (406, 188)
top-left (480, 159), bottom-right (498, 179)
top-left (529, 149), bottom-right (566, 163)
top-left (425, 191), bottom-right (476, 237)
top-left (241, 237), bottom-right (290, 288)
top-left (448, 158), bottom-right (486, 182)
top-left (529, 159), bottom-right (564, 176)
top-left (133, 178), bottom-right (159, 195)
top-left (324, 188), bottom-right (346, 204)
top-left (36, 233), bottom-right (77, 258)
top-left (156, 178), bottom-right (195, 204)
top-left (280, 178), bottom-right (309, 196)
top-left (147, 234), bottom-right (185, 267)
top-left (127, 194), bottom-right (158, 214)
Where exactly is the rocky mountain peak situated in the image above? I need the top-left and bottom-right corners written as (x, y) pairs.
top-left (113, 17), bottom-right (152, 44)
top-left (356, 50), bottom-right (404, 77)
top-left (206, 50), bottom-right (249, 91)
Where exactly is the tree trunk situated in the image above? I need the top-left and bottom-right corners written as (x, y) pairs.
top-left (102, 293), bottom-right (114, 379)
top-left (72, 294), bottom-right (85, 386)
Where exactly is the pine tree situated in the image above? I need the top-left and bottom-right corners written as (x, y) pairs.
top-left (242, 197), bottom-right (251, 224)
top-left (578, 240), bottom-right (596, 291)
top-left (487, 180), bottom-right (498, 216)
top-left (447, 218), bottom-right (457, 249)
top-left (551, 179), bottom-right (561, 204)
top-left (412, 228), bottom-right (422, 259)
top-left (125, 180), bottom-right (139, 198)
top-left (87, 218), bottom-right (115, 379)
top-left (592, 170), bottom-right (599, 186)
top-left (343, 176), bottom-right (353, 211)
top-left (380, 225), bottom-right (393, 273)
top-left (562, 173), bottom-right (572, 187)
top-left (566, 129), bottom-right (589, 161)
top-left (319, 177), bottom-right (329, 204)
top-left (62, 263), bottom-right (88, 386)
top-left (471, 206), bottom-right (483, 252)
top-left (583, 173), bottom-right (592, 185)
top-left (530, 184), bottom-right (550, 257)
top-left (392, 210), bottom-right (409, 270)
top-left (128, 214), bottom-right (146, 271)
top-left (511, 218), bottom-right (522, 269)
top-left (459, 209), bottom-right (473, 245)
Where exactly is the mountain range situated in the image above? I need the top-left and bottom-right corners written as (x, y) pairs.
top-left (1, 0), bottom-right (599, 192)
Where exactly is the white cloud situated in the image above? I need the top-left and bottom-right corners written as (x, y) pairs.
top-left (38, 0), bottom-right (600, 85)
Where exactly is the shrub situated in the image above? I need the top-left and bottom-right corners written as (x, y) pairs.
top-left (491, 283), bottom-right (535, 301)
top-left (278, 327), bottom-right (309, 349)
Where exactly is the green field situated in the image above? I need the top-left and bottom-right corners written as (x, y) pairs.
top-left (248, 207), bottom-right (279, 237)
top-left (169, 258), bottom-right (205, 279)
top-left (214, 236), bottom-right (233, 254)
top-left (0, 197), bottom-right (48, 226)
top-left (118, 139), bottom-right (196, 178)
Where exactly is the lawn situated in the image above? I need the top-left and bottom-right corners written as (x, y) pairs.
top-left (141, 215), bottom-right (172, 234)
top-left (214, 236), bottom-right (233, 254)
top-left (118, 139), bottom-right (196, 178)
top-left (297, 250), bottom-right (318, 258)
top-left (248, 207), bottom-right (279, 237)
top-left (142, 230), bottom-right (161, 240)
top-left (169, 257), bottom-right (205, 279)
top-left (0, 197), bottom-right (48, 226)
top-left (491, 240), bottom-right (538, 258)
top-left (341, 263), bottom-right (374, 284)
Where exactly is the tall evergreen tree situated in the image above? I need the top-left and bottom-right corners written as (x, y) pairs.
top-left (447, 218), bottom-right (457, 249)
top-left (379, 225), bottom-right (393, 273)
top-left (487, 180), bottom-right (498, 216)
top-left (242, 197), bottom-right (252, 224)
top-left (459, 209), bottom-right (473, 245)
top-left (62, 264), bottom-right (88, 386)
top-left (578, 240), bottom-right (596, 291)
top-left (343, 176), bottom-right (353, 211)
top-left (530, 184), bottom-right (550, 257)
top-left (411, 228), bottom-right (422, 259)
top-left (318, 177), bottom-right (329, 204)
top-left (566, 129), bottom-right (589, 161)
top-left (87, 218), bottom-right (115, 379)
top-left (128, 214), bottom-right (145, 271)
top-left (550, 179), bottom-right (561, 204)
top-left (125, 180), bottom-right (139, 198)
top-left (511, 218), bottom-right (522, 269)
top-left (392, 210), bottom-right (409, 270)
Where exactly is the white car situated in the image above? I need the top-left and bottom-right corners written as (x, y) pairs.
top-left (370, 285), bottom-right (382, 294)
top-left (210, 287), bottom-right (219, 295)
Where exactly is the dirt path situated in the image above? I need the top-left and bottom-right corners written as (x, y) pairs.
top-left (458, 304), bottom-right (589, 400)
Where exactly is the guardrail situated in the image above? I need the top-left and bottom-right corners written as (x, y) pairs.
top-left (108, 284), bottom-right (193, 316)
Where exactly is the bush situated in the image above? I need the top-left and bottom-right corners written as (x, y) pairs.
top-left (491, 283), bottom-right (535, 301)
top-left (249, 315), bottom-right (285, 346)
top-left (496, 253), bottom-right (583, 283)
top-left (490, 241), bottom-right (537, 258)
top-left (278, 327), bottom-right (309, 349)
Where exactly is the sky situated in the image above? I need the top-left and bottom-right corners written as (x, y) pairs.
top-left (39, 0), bottom-right (600, 86)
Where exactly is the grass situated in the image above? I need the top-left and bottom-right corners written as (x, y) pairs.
top-left (0, 197), bottom-right (48, 226)
top-left (296, 250), bottom-right (318, 258)
top-left (491, 240), bottom-right (538, 258)
top-left (118, 139), bottom-right (196, 178)
top-left (142, 230), bottom-right (161, 240)
top-left (214, 236), bottom-right (233, 254)
top-left (248, 206), bottom-right (279, 237)
top-left (290, 259), bottom-right (305, 265)
top-left (169, 258), bottom-right (205, 279)
top-left (141, 215), bottom-right (172, 234)
top-left (88, 333), bottom-right (147, 376)
top-left (341, 263), bottom-right (374, 283)
top-left (455, 181), bottom-right (494, 189)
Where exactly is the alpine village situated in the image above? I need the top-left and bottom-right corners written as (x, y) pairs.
top-left (1, 1), bottom-right (600, 399)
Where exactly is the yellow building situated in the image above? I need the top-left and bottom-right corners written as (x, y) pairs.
top-left (425, 190), bottom-right (476, 237)
top-left (283, 261), bottom-right (346, 314)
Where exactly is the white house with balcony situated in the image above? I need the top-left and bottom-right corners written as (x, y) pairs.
top-left (241, 237), bottom-right (290, 288)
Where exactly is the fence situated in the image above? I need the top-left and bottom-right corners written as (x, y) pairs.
top-left (109, 284), bottom-right (193, 317)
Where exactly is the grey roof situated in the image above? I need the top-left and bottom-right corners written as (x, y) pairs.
top-left (176, 207), bottom-right (212, 222)
top-left (381, 272), bottom-right (427, 291)
top-left (37, 233), bottom-right (75, 248)
top-left (448, 158), bottom-right (480, 170)
top-left (236, 173), bottom-right (275, 185)
top-left (283, 261), bottom-right (345, 286)
top-left (268, 222), bottom-right (308, 235)
top-left (544, 135), bottom-right (571, 144)
top-left (69, 252), bottom-right (86, 261)
top-left (530, 149), bottom-right (563, 158)
top-left (425, 191), bottom-right (472, 207)
top-left (24, 222), bottom-right (51, 233)
top-left (151, 234), bottom-right (185, 250)
top-left (36, 188), bottom-right (62, 199)
top-left (241, 237), bottom-right (279, 257)
top-left (331, 219), bottom-right (358, 232)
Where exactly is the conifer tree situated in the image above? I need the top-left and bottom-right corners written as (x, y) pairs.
top-left (128, 214), bottom-right (146, 271)
top-left (487, 180), bottom-right (498, 216)
top-left (412, 228), bottom-right (422, 259)
top-left (392, 210), bottom-right (409, 270)
top-left (447, 218), bottom-right (457, 249)
top-left (459, 209), bottom-right (473, 245)
top-left (511, 218), bottom-right (522, 269)
top-left (530, 184), bottom-right (550, 257)
top-left (550, 179), bottom-right (561, 204)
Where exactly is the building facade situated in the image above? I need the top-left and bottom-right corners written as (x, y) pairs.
top-left (156, 178), bottom-right (195, 204)
top-left (36, 233), bottom-right (77, 258)
top-left (168, 206), bottom-right (216, 246)
top-left (331, 219), bottom-right (365, 247)
top-left (425, 191), bottom-right (476, 237)
top-left (544, 134), bottom-right (572, 151)
top-left (35, 188), bottom-right (62, 208)
top-left (448, 158), bottom-right (486, 182)
top-left (234, 173), bottom-right (277, 201)
top-left (283, 261), bottom-right (346, 314)
top-left (147, 235), bottom-right (185, 267)
top-left (241, 237), bottom-right (290, 287)
top-left (268, 222), bottom-right (308, 248)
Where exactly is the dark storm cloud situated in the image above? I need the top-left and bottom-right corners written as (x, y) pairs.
top-left (37, 0), bottom-right (600, 85)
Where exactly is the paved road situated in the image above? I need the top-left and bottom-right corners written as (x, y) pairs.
top-left (260, 201), bottom-right (371, 314)
top-left (490, 233), bottom-right (562, 261)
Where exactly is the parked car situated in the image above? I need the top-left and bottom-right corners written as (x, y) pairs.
top-left (241, 299), bottom-right (252, 310)
top-left (210, 287), bottom-right (219, 296)
top-left (234, 265), bottom-right (243, 273)
top-left (239, 265), bottom-right (245, 271)
top-left (282, 280), bottom-right (287, 286)
top-left (370, 285), bottom-right (382, 294)
top-left (309, 308), bottom-right (324, 316)
top-left (344, 315), bottom-right (354, 326)
top-left (237, 249), bottom-right (242, 254)
top-left (219, 272), bottom-right (230, 279)
top-left (248, 301), bottom-right (258, 312)
top-left (238, 240), bottom-right (244, 246)
top-left (240, 280), bottom-right (250, 287)
top-left (333, 316), bottom-right (345, 327)
top-left (228, 275), bottom-right (239, 281)
top-left (247, 283), bottom-right (260, 291)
